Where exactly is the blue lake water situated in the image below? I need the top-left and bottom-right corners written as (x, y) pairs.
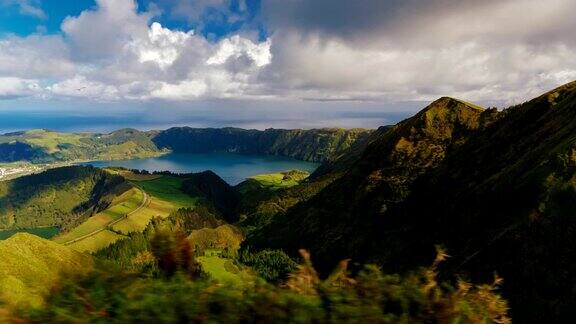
top-left (83, 153), bottom-right (320, 185)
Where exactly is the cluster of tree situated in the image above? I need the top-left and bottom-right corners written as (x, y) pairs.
top-left (238, 248), bottom-right (298, 283)
top-left (96, 207), bottom-right (222, 272)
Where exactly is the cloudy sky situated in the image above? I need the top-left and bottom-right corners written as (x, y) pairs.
top-left (0, 0), bottom-right (575, 131)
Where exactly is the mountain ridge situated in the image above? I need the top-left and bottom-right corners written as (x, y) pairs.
top-left (243, 81), bottom-right (576, 321)
top-left (0, 127), bottom-right (372, 164)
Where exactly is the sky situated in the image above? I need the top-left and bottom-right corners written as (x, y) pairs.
top-left (0, 0), bottom-right (575, 132)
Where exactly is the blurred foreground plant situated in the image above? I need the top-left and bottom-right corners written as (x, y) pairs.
top-left (16, 247), bottom-right (509, 323)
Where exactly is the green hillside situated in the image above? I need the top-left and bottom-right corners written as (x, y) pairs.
top-left (0, 127), bottom-right (372, 165)
top-left (0, 129), bottom-right (163, 163)
top-left (242, 82), bottom-right (576, 321)
top-left (0, 233), bottom-right (93, 308)
top-left (245, 96), bottom-right (499, 262)
top-left (0, 166), bottom-right (128, 233)
top-left (151, 127), bottom-right (372, 162)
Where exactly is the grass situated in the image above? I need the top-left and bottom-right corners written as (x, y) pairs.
top-left (112, 175), bottom-right (200, 234)
top-left (53, 175), bottom-right (198, 252)
top-left (111, 196), bottom-right (173, 234)
top-left (134, 176), bottom-right (199, 209)
top-left (249, 173), bottom-right (302, 190)
top-left (54, 188), bottom-right (144, 244)
top-left (188, 224), bottom-right (244, 254)
top-left (196, 254), bottom-right (244, 285)
top-left (0, 233), bottom-right (93, 307)
top-left (24, 130), bottom-right (85, 154)
top-left (102, 167), bottom-right (162, 181)
top-left (67, 230), bottom-right (125, 253)
top-left (0, 226), bottom-right (59, 240)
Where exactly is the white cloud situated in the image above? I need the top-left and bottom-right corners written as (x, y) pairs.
top-left (0, 35), bottom-right (76, 79)
top-left (208, 36), bottom-right (272, 67)
top-left (0, 0), bottom-right (575, 108)
top-left (0, 77), bottom-right (41, 99)
top-left (48, 76), bottom-right (120, 101)
top-left (151, 80), bottom-right (208, 100)
top-left (0, 0), bottom-right (272, 102)
top-left (136, 22), bottom-right (194, 68)
top-left (61, 0), bottom-right (151, 61)
top-left (260, 31), bottom-right (576, 103)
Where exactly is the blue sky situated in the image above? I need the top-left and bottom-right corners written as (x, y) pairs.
top-left (0, 0), bottom-right (575, 132)
top-left (0, 0), bottom-right (263, 38)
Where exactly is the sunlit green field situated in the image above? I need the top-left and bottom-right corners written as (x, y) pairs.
top-left (197, 251), bottom-right (245, 285)
top-left (54, 187), bottom-right (144, 244)
top-left (23, 130), bottom-right (85, 154)
top-left (134, 176), bottom-right (199, 209)
top-left (67, 230), bottom-right (125, 253)
top-left (112, 175), bottom-right (200, 233)
top-left (249, 173), bottom-right (302, 189)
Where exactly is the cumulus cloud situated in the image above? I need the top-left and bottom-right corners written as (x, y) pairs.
top-left (0, 35), bottom-right (76, 79)
top-left (249, 0), bottom-right (576, 104)
top-left (0, 77), bottom-right (41, 99)
top-left (0, 0), bottom-right (575, 107)
top-left (0, 0), bottom-right (271, 102)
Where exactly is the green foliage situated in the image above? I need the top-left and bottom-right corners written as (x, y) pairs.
top-left (180, 171), bottom-right (241, 222)
top-left (0, 129), bottom-right (163, 163)
top-left (0, 166), bottom-right (127, 232)
top-left (0, 233), bottom-right (93, 308)
top-left (136, 176), bottom-right (199, 209)
top-left (151, 229), bottom-right (201, 278)
top-left (0, 127), bottom-right (372, 164)
top-left (15, 248), bottom-right (509, 323)
top-left (239, 248), bottom-right (298, 283)
top-left (188, 224), bottom-right (244, 256)
top-left (153, 127), bottom-right (372, 162)
top-left (95, 207), bottom-right (222, 272)
top-left (238, 173), bottom-right (339, 231)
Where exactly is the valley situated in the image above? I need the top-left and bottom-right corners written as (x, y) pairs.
top-left (4, 82), bottom-right (576, 322)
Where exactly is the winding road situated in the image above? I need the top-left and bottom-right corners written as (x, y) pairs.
top-left (62, 186), bottom-right (149, 246)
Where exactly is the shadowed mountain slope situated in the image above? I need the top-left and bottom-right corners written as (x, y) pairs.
top-left (0, 166), bottom-right (129, 232)
top-left (246, 97), bottom-right (498, 267)
top-left (245, 81), bottom-right (576, 321)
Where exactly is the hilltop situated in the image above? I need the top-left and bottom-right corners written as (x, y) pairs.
top-left (0, 233), bottom-right (93, 307)
top-left (242, 82), bottom-right (576, 321)
top-left (246, 96), bottom-right (498, 266)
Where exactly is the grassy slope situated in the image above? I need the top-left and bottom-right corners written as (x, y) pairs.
top-left (54, 187), bottom-right (144, 244)
top-left (0, 233), bottom-right (93, 307)
top-left (136, 176), bottom-right (199, 209)
top-left (54, 175), bottom-right (200, 253)
top-left (0, 166), bottom-right (126, 231)
top-left (112, 176), bottom-right (200, 234)
top-left (67, 230), bottom-right (125, 253)
top-left (197, 253), bottom-right (244, 285)
top-left (244, 97), bottom-right (498, 273)
top-left (188, 224), bottom-right (244, 251)
top-left (0, 129), bottom-right (163, 163)
top-left (244, 170), bottom-right (309, 191)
